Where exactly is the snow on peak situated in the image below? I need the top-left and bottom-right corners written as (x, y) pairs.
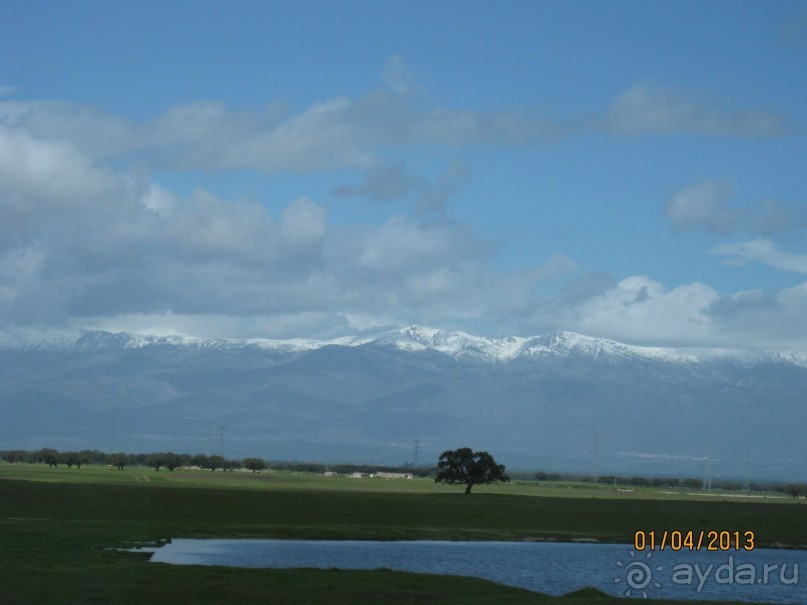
top-left (360, 326), bottom-right (701, 363)
top-left (367, 325), bottom-right (527, 362)
top-left (517, 331), bottom-right (693, 362)
top-left (2, 325), bottom-right (806, 368)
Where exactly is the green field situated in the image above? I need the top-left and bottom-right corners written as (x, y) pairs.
top-left (0, 463), bottom-right (803, 604)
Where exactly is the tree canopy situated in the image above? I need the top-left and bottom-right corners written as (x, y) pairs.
top-left (434, 447), bottom-right (509, 493)
top-left (108, 453), bottom-right (127, 471)
top-left (243, 458), bottom-right (266, 473)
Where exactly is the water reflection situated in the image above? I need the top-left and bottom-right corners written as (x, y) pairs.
top-left (150, 539), bottom-right (805, 603)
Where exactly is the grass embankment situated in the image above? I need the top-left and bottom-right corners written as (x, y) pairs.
top-left (0, 464), bottom-right (802, 604)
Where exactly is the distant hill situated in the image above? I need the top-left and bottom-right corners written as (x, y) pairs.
top-left (2, 326), bottom-right (805, 480)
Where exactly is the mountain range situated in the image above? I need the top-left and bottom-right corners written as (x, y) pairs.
top-left (1, 325), bottom-right (805, 480)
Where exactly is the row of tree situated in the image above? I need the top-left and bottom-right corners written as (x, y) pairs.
top-left (0, 448), bottom-right (264, 473)
top-left (1, 448), bottom-right (415, 477)
top-left (532, 470), bottom-right (802, 494)
top-left (143, 452), bottom-right (247, 472)
top-left (1, 448), bottom-right (107, 468)
top-left (536, 473), bottom-right (714, 490)
top-left (0, 448), bottom-right (430, 477)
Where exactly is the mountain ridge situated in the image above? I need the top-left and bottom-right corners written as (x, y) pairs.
top-left (2, 324), bottom-right (807, 479)
top-left (3, 324), bottom-right (806, 368)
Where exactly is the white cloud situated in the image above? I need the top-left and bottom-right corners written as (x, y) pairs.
top-left (332, 163), bottom-right (424, 202)
top-left (80, 311), bottom-right (358, 341)
top-left (0, 247), bottom-right (46, 309)
top-left (142, 184), bottom-right (176, 217)
top-left (4, 127), bottom-right (807, 353)
top-left (0, 121), bottom-right (571, 335)
top-left (0, 70), bottom-right (787, 178)
top-left (333, 161), bottom-right (470, 215)
top-left (488, 257), bottom-right (579, 317)
top-left (704, 281), bottom-right (807, 349)
top-left (0, 126), bottom-right (120, 208)
top-left (0, 101), bottom-right (139, 159)
top-left (665, 181), bottom-right (737, 234)
top-left (381, 55), bottom-right (418, 95)
top-left (557, 276), bottom-right (719, 346)
top-left (712, 239), bottom-right (807, 274)
top-left (665, 180), bottom-right (807, 236)
top-left (604, 83), bottom-right (784, 136)
top-left (520, 273), bottom-right (807, 350)
top-left (354, 217), bottom-right (486, 274)
top-left (0, 61), bottom-right (800, 348)
top-left (279, 197), bottom-right (328, 248)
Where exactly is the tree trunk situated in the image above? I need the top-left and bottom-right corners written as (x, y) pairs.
top-left (464, 483), bottom-right (473, 494)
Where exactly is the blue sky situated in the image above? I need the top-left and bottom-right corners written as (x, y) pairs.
top-left (2, 1), bottom-right (807, 348)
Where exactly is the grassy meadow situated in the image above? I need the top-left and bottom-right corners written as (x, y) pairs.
top-left (0, 462), bottom-right (803, 604)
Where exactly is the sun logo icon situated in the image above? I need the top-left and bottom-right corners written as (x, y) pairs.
top-left (614, 550), bottom-right (663, 598)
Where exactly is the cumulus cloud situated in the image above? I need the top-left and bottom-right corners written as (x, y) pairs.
top-left (0, 125), bottom-right (325, 323)
top-left (559, 276), bottom-right (719, 346)
top-left (704, 281), bottom-right (807, 349)
top-left (0, 126), bottom-right (121, 209)
top-left (521, 274), bottom-right (807, 349)
top-left (0, 121), bottom-right (573, 336)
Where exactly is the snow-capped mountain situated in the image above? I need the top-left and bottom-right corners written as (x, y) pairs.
top-left (6, 324), bottom-right (805, 367)
top-left (363, 325), bottom-right (529, 361)
top-left (2, 325), bottom-right (806, 479)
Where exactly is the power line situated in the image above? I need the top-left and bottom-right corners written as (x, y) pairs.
top-left (743, 448), bottom-right (750, 492)
top-left (703, 443), bottom-right (712, 493)
top-left (591, 431), bottom-right (600, 483)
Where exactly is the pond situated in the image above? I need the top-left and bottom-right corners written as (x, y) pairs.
top-left (147, 539), bottom-right (806, 603)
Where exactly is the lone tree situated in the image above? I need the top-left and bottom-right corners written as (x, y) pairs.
top-left (435, 447), bottom-right (509, 494)
top-left (785, 483), bottom-right (805, 499)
